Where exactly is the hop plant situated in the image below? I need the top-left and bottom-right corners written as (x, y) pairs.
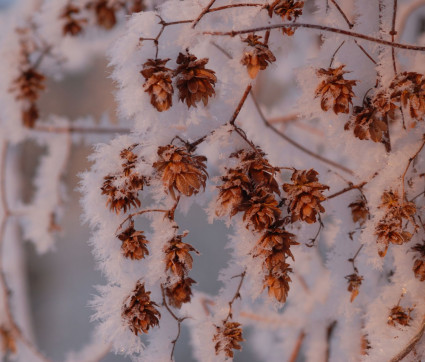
top-left (241, 34), bottom-right (276, 79)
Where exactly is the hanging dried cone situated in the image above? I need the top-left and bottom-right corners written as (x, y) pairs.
top-left (242, 190), bottom-right (281, 232)
top-left (315, 65), bottom-right (357, 114)
top-left (282, 169), bottom-right (329, 224)
top-left (348, 199), bottom-right (369, 225)
top-left (153, 145), bottom-right (208, 200)
top-left (0, 327), bottom-right (16, 354)
top-left (122, 282), bottom-right (161, 335)
top-left (60, 4), bottom-right (86, 36)
top-left (375, 218), bottom-right (412, 257)
top-left (118, 221), bottom-right (149, 260)
top-left (128, 0), bottom-right (145, 13)
top-left (165, 277), bottom-right (196, 308)
top-left (213, 321), bottom-right (244, 358)
top-left (387, 305), bottom-right (413, 327)
top-left (164, 235), bottom-right (198, 278)
top-left (411, 242), bottom-right (425, 281)
top-left (390, 72), bottom-right (425, 120)
top-left (87, 0), bottom-right (118, 29)
top-left (254, 226), bottom-right (298, 260)
top-left (268, 0), bottom-right (304, 20)
top-left (12, 67), bottom-right (46, 103)
top-left (175, 52), bottom-right (217, 108)
top-left (241, 34), bottom-right (276, 79)
top-left (345, 273), bottom-right (363, 302)
top-left (263, 265), bottom-right (292, 303)
top-left (141, 58), bottom-right (174, 112)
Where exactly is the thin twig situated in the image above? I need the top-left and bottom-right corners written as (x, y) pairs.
top-left (401, 136), bottom-right (425, 201)
top-left (329, 0), bottom-right (353, 28)
top-left (33, 125), bottom-right (130, 134)
top-left (203, 23), bottom-right (425, 51)
top-left (326, 182), bottom-right (367, 200)
top-left (348, 245), bottom-right (364, 273)
top-left (329, 41), bottom-right (345, 67)
top-left (192, 0), bottom-right (217, 28)
top-left (250, 93), bottom-right (354, 175)
top-left (391, 0), bottom-right (399, 75)
top-left (288, 330), bottom-right (306, 362)
top-left (116, 209), bottom-right (168, 233)
top-left (224, 271), bottom-right (246, 323)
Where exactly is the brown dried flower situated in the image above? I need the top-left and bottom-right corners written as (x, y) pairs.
top-left (141, 58), bottom-right (174, 112)
top-left (269, 0), bottom-right (304, 21)
top-left (214, 321), bottom-right (244, 358)
top-left (349, 199), bottom-right (369, 225)
top-left (390, 72), bottom-right (425, 120)
top-left (164, 235), bottom-right (198, 278)
top-left (61, 4), bottom-right (86, 36)
top-left (101, 146), bottom-right (148, 214)
top-left (241, 34), bottom-right (276, 79)
top-left (12, 68), bottom-right (46, 103)
top-left (282, 169), bottom-right (329, 224)
top-left (165, 277), bottom-right (196, 308)
top-left (175, 52), bottom-right (217, 108)
top-left (87, 0), bottom-right (118, 29)
top-left (345, 273), bottom-right (363, 302)
top-left (118, 221), bottom-right (149, 260)
top-left (411, 242), bottom-right (425, 281)
top-left (128, 0), bottom-right (145, 13)
top-left (122, 282), bottom-right (160, 335)
top-left (264, 265), bottom-right (292, 303)
top-left (255, 227), bottom-right (298, 260)
top-left (153, 145), bottom-right (208, 200)
top-left (387, 305), bottom-right (413, 327)
top-left (0, 327), bottom-right (16, 354)
top-left (315, 65), bottom-right (357, 114)
top-left (242, 190), bottom-right (281, 232)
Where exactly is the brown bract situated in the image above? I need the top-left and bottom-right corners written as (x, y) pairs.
top-left (390, 72), bottom-right (425, 121)
top-left (117, 220), bottom-right (149, 260)
top-left (387, 305), bottom-right (413, 327)
top-left (282, 169), bottom-right (329, 224)
top-left (263, 265), bottom-right (292, 303)
top-left (315, 65), bottom-right (357, 114)
top-left (122, 282), bottom-right (161, 335)
top-left (268, 0), bottom-right (304, 21)
top-left (345, 273), bottom-right (363, 302)
top-left (348, 199), bottom-right (369, 225)
top-left (242, 190), bottom-right (281, 231)
top-left (141, 58), bottom-right (174, 112)
top-left (0, 327), bottom-right (16, 354)
top-left (164, 236), bottom-right (198, 278)
top-left (175, 52), bottom-right (216, 108)
top-left (411, 242), bottom-right (425, 281)
top-left (241, 34), bottom-right (276, 79)
top-left (60, 4), bottom-right (86, 36)
top-left (165, 277), bottom-right (196, 308)
top-left (153, 145), bottom-right (208, 200)
top-left (213, 321), bottom-right (244, 358)
top-left (87, 0), bottom-right (118, 29)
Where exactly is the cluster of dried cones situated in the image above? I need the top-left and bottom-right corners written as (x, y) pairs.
top-left (61, 0), bottom-right (145, 35)
top-left (374, 190), bottom-right (417, 257)
top-left (141, 52), bottom-right (217, 111)
top-left (216, 150), bottom-right (327, 303)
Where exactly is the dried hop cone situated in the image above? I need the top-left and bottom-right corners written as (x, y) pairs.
top-left (61, 4), bottom-right (86, 36)
top-left (264, 262), bottom-right (292, 303)
top-left (269, 0), bottom-right (304, 21)
top-left (375, 218), bottom-right (412, 257)
top-left (153, 145), bottom-right (208, 200)
top-left (390, 72), bottom-right (425, 120)
top-left (118, 221), bottom-right (149, 260)
top-left (282, 169), bottom-right (329, 224)
top-left (348, 199), bottom-right (369, 225)
top-left (175, 52), bottom-right (217, 108)
top-left (165, 277), bottom-right (196, 309)
top-left (387, 305), bottom-right (413, 327)
top-left (87, 0), bottom-right (118, 29)
top-left (255, 227), bottom-right (298, 261)
top-left (164, 235), bottom-right (198, 278)
top-left (411, 242), bottom-right (425, 281)
top-left (141, 58), bottom-right (173, 112)
top-left (315, 65), bottom-right (357, 114)
top-left (0, 327), bottom-right (16, 354)
top-left (122, 282), bottom-right (160, 335)
top-left (214, 322), bottom-right (244, 358)
top-left (12, 68), bottom-right (46, 103)
top-left (241, 34), bottom-right (276, 79)
top-left (345, 273), bottom-right (363, 302)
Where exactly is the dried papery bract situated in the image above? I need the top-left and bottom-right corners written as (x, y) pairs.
top-left (411, 242), bottom-right (425, 281)
top-left (165, 277), bottom-right (196, 309)
top-left (315, 65), bottom-right (357, 115)
top-left (282, 169), bottom-right (329, 224)
top-left (390, 72), bottom-right (425, 121)
top-left (122, 282), bottom-right (161, 335)
top-left (153, 145), bottom-right (208, 200)
top-left (174, 52), bottom-right (217, 108)
top-left (241, 34), bottom-right (276, 79)
top-left (60, 4), bottom-right (87, 36)
top-left (374, 191), bottom-right (416, 257)
top-left (345, 273), bottom-right (363, 302)
top-left (0, 327), bottom-right (16, 355)
top-left (101, 145), bottom-right (148, 214)
top-left (349, 199), bottom-right (369, 225)
top-left (117, 220), bottom-right (149, 260)
top-left (387, 305), bottom-right (414, 327)
top-left (213, 321), bottom-right (244, 358)
top-left (86, 0), bottom-right (119, 29)
top-left (269, 0), bottom-right (304, 21)
top-left (141, 58), bottom-right (174, 112)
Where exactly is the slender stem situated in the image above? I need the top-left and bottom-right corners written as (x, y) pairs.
top-left (402, 136), bottom-right (425, 201)
top-left (354, 40), bottom-right (377, 64)
top-left (329, 41), bottom-right (345, 67)
top-left (329, 0), bottom-right (353, 28)
top-left (203, 23), bottom-right (425, 51)
top-left (33, 125), bottom-right (130, 134)
top-left (116, 209), bottom-right (168, 233)
top-left (250, 93), bottom-right (354, 175)
top-left (288, 331), bottom-right (306, 362)
top-left (192, 0), bottom-right (216, 28)
top-left (325, 321), bottom-right (337, 362)
top-left (348, 245), bottom-right (364, 273)
top-left (209, 3), bottom-right (263, 13)
top-left (224, 271), bottom-right (246, 323)
top-left (326, 182), bottom-right (367, 200)
top-left (391, 0), bottom-right (399, 75)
